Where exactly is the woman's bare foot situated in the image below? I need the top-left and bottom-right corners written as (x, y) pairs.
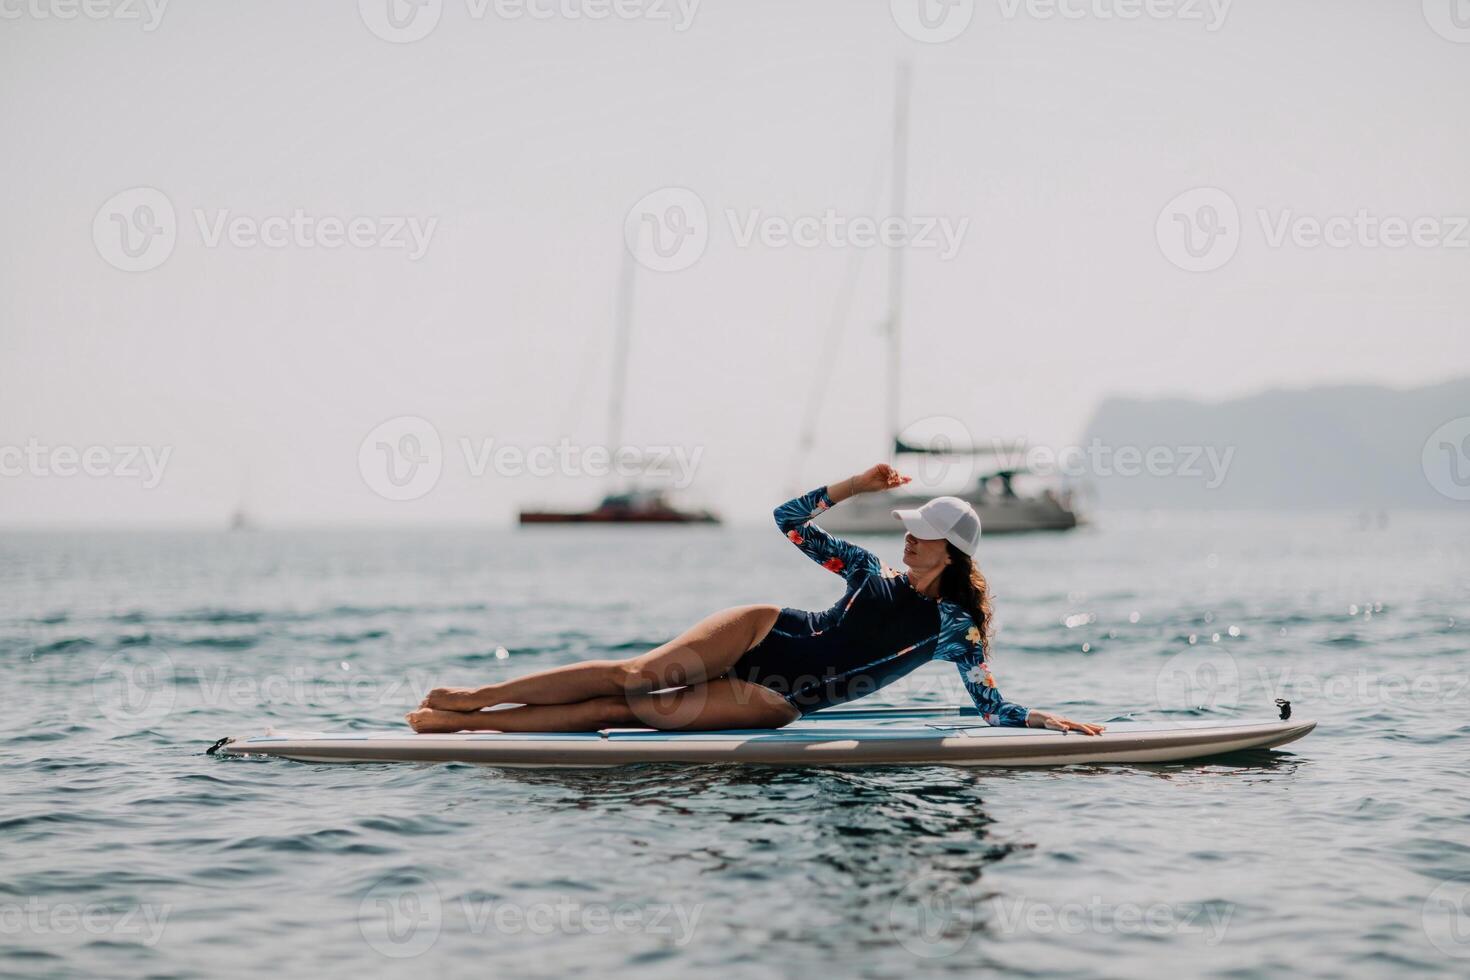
top-left (420, 687), bottom-right (495, 711)
top-left (406, 708), bottom-right (496, 733)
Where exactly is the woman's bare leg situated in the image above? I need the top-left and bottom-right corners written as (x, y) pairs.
top-left (407, 677), bottom-right (800, 733)
top-left (421, 604), bottom-right (780, 711)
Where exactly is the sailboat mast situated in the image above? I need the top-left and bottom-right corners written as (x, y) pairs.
top-left (887, 62), bottom-right (911, 457)
top-left (608, 248), bottom-right (635, 484)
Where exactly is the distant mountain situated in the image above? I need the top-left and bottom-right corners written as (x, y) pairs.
top-left (1078, 377), bottom-right (1470, 509)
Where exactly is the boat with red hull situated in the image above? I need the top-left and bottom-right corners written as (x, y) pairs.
top-left (519, 489), bottom-right (718, 525)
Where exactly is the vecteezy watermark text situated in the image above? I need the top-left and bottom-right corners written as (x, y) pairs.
top-left (623, 187), bottom-right (972, 272)
top-left (460, 438), bottom-right (703, 486)
top-left (990, 896), bottom-right (1234, 943)
top-left (92, 187), bottom-right (438, 272)
top-left (1156, 645), bottom-right (1470, 713)
top-left (986, 437), bottom-right (1235, 488)
top-left (1157, 186), bottom-right (1470, 272)
top-left (358, 0), bottom-right (701, 43)
top-left (485, 0), bottom-right (699, 29)
top-left (726, 209), bottom-right (969, 260)
top-left (996, 0), bottom-right (1233, 29)
top-left (92, 652), bottom-right (446, 729)
top-left (886, 873), bottom-right (1234, 959)
top-left (357, 874), bottom-right (702, 958)
top-left (357, 416), bottom-right (706, 502)
top-left (193, 210), bottom-right (437, 260)
top-left (0, 900), bottom-right (171, 946)
top-left (889, 0), bottom-right (1233, 44)
top-left (0, 0), bottom-right (169, 29)
top-left (0, 439), bottom-right (171, 488)
top-left (1257, 210), bottom-right (1470, 251)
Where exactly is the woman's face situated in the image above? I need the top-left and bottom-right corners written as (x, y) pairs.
top-left (902, 533), bottom-right (951, 575)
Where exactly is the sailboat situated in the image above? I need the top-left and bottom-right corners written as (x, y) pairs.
top-left (809, 64), bottom-right (1081, 536)
top-left (518, 250), bottom-right (720, 525)
top-left (229, 473), bottom-right (256, 531)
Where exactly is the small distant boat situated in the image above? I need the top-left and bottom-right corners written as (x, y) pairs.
top-left (519, 488), bottom-right (718, 525)
top-left (229, 506), bottom-right (255, 532)
top-left (518, 250), bottom-right (721, 526)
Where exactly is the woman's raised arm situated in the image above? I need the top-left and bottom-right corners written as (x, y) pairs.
top-left (773, 465), bottom-right (907, 582)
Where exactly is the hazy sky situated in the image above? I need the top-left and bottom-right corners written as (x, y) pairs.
top-left (2, 0), bottom-right (1467, 525)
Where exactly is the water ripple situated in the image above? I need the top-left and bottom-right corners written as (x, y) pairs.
top-left (1, 517), bottom-right (1467, 978)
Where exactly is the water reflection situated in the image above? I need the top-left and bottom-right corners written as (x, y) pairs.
top-left (460, 760), bottom-right (1024, 964)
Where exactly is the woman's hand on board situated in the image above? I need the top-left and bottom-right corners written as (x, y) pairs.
top-left (1026, 711), bottom-right (1106, 736)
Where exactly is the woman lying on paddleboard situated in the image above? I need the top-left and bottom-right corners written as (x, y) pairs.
top-left (408, 464), bottom-right (1104, 735)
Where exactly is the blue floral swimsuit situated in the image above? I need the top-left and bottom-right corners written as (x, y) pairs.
top-left (727, 487), bottom-right (1032, 725)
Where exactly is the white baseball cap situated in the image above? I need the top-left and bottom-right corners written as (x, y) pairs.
top-left (892, 496), bottom-right (983, 556)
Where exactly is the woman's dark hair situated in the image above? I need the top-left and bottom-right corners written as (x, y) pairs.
top-left (940, 542), bottom-right (993, 647)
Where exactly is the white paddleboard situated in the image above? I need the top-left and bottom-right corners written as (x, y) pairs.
top-left (209, 707), bottom-right (1315, 768)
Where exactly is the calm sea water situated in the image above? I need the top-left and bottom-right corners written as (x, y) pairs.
top-left (3, 511), bottom-right (1468, 978)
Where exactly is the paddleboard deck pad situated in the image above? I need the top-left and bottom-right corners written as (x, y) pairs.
top-left (209, 707), bottom-right (1315, 768)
